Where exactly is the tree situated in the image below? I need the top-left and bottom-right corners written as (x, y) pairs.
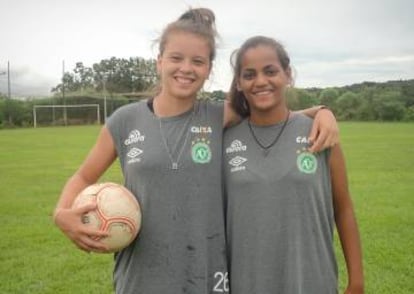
top-left (373, 91), bottom-right (405, 121)
top-left (335, 91), bottom-right (362, 120)
top-left (51, 72), bottom-right (76, 93)
top-left (211, 90), bottom-right (226, 101)
top-left (286, 88), bottom-right (300, 110)
top-left (93, 57), bottom-right (157, 94)
top-left (401, 81), bottom-right (414, 107)
top-left (319, 88), bottom-right (339, 113)
top-left (52, 57), bottom-right (158, 95)
top-left (286, 88), bottom-right (318, 110)
top-left (0, 98), bottom-right (30, 127)
top-left (403, 106), bottom-right (414, 121)
top-left (295, 88), bottom-right (319, 109)
top-left (73, 62), bottom-right (94, 92)
top-left (355, 87), bottom-right (376, 120)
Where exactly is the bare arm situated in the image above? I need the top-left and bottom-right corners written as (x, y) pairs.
top-left (54, 126), bottom-right (117, 252)
top-left (329, 144), bottom-right (364, 293)
top-left (297, 105), bottom-right (325, 118)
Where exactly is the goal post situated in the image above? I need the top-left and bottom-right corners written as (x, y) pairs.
top-left (33, 104), bottom-right (101, 128)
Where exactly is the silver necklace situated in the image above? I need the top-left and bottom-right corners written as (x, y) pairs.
top-left (248, 111), bottom-right (290, 156)
top-left (158, 104), bottom-right (195, 170)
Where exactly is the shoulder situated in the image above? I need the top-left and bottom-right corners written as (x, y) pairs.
top-left (224, 119), bottom-right (247, 138)
top-left (105, 100), bottom-right (149, 136)
top-left (108, 100), bottom-right (148, 122)
top-left (112, 100), bottom-right (145, 116)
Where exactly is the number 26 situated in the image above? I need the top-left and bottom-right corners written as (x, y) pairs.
top-left (213, 271), bottom-right (229, 293)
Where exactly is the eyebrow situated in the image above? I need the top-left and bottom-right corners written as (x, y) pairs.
top-left (242, 64), bottom-right (276, 71)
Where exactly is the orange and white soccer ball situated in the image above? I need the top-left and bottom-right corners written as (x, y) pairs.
top-left (72, 182), bottom-right (141, 253)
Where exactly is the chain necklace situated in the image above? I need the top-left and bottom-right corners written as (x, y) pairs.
top-left (158, 104), bottom-right (196, 170)
top-left (248, 111), bottom-right (290, 156)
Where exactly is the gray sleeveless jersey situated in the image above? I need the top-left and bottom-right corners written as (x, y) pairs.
top-left (223, 113), bottom-right (337, 294)
top-left (107, 100), bottom-right (228, 294)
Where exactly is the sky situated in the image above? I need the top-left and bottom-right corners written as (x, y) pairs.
top-left (0, 0), bottom-right (413, 97)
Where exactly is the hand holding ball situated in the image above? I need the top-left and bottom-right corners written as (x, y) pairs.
top-left (72, 182), bottom-right (141, 253)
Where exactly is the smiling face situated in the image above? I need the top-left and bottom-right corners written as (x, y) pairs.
top-left (237, 44), bottom-right (291, 115)
top-left (156, 31), bottom-right (212, 101)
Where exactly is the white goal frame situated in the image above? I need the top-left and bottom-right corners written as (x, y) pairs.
top-left (33, 104), bottom-right (100, 128)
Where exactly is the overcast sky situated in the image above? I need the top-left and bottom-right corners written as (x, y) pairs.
top-left (0, 0), bottom-right (413, 97)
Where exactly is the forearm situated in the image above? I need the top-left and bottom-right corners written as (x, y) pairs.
top-left (295, 105), bottom-right (327, 119)
top-left (55, 173), bottom-right (92, 210)
top-left (54, 125), bottom-right (117, 216)
top-left (336, 208), bottom-right (364, 290)
top-left (53, 172), bottom-right (95, 222)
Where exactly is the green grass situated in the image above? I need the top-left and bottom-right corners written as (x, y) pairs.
top-left (336, 122), bottom-right (414, 293)
top-left (0, 126), bottom-right (120, 294)
top-left (0, 123), bottom-right (413, 293)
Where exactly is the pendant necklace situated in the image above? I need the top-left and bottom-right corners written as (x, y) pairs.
top-left (158, 103), bottom-right (196, 170)
top-left (248, 111), bottom-right (290, 156)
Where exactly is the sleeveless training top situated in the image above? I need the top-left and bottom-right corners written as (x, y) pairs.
top-left (107, 99), bottom-right (228, 294)
top-left (223, 113), bottom-right (337, 294)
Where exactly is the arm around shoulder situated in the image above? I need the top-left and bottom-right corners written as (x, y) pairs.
top-left (296, 105), bottom-right (328, 119)
top-left (303, 106), bottom-right (339, 153)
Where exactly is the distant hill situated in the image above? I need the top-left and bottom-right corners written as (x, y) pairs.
top-left (303, 79), bottom-right (414, 94)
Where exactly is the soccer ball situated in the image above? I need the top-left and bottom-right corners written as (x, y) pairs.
top-left (72, 182), bottom-right (141, 253)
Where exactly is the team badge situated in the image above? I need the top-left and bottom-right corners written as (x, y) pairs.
top-left (191, 140), bottom-right (211, 164)
top-left (297, 152), bottom-right (318, 174)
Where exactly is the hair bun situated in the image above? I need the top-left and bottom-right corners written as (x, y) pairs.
top-left (179, 8), bottom-right (215, 27)
top-left (157, 7), bottom-right (218, 62)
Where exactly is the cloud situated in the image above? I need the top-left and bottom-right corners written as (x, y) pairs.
top-left (0, 65), bottom-right (56, 96)
top-left (295, 54), bottom-right (414, 87)
top-left (0, 0), bottom-right (413, 96)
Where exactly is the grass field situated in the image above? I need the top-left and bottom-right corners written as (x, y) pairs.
top-left (0, 122), bottom-right (413, 293)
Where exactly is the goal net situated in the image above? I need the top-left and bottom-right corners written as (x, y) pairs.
top-left (33, 104), bottom-right (100, 127)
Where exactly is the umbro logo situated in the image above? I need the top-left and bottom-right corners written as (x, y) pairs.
top-left (229, 156), bottom-right (247, 167)
top-left (127, 147), bottom-right (143, 158)
top-left (127, 147), bottom-right (143, 164)
top-left (229, 156), bottom-right (247, 173)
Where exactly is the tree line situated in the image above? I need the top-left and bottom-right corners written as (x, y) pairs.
top-left (52, 56), bottom-right (158, 95)
top-left (287, 80), bottom-right (414, 121)
top-left (0, 56), bottom-right (413, 128)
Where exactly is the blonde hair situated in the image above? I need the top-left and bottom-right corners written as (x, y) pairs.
top-left (149, 8), bottom-right (218, 96)
top-left (157, 8), bottom-right (218, 63)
